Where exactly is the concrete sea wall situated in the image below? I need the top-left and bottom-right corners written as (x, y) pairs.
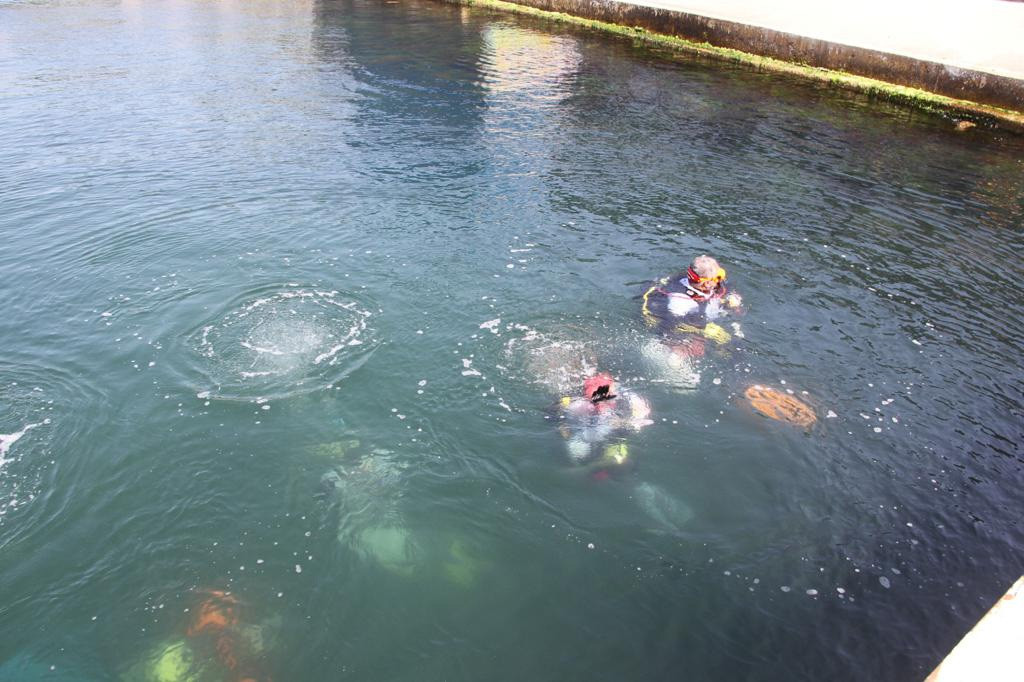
top-left (443, 0), bottom-right (1024, 131)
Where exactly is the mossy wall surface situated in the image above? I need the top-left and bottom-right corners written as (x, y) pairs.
top-left (441, 0), bottom-right (1024, 132)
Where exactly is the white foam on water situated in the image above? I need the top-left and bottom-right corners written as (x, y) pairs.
top-left (240, 341), bottom-right (286, 356)
top-left (500, 326), bottom-right (596, 398)
top-left (314, 320), bottom-right (364, 365)
top-left (0, 422), bottom-right (42, 468)
top-left (191, 288), bottom-right (373, 398)
top-left (638, 339), bottom-right (700, 391)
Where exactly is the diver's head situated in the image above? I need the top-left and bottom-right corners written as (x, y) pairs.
top-left (687, 255), bottom-right (726, 294)
top-left (584, 373), bottom-right (616, 403)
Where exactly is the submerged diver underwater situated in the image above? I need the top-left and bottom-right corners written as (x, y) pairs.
top-left (316, 442), bottom-right (489, 586)
top-left (121, 589), bottom-right (278, 682)
top-left (548, 371), bottom-right (694, 532)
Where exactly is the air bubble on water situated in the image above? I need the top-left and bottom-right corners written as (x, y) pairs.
top-left (780, 586), bottom-right (791, 593)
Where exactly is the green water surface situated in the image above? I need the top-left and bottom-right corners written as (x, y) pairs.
top-left (1, 1), bottom-right (1023, 680)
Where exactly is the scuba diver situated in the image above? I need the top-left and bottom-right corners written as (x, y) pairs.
top-left (554, 372), bottom-right (652, 478)
top-left (551, 373), bottom-right (696, 533)
top-left (640, 254), bottom-right (743, 358)
top-left (185, 590), bottom-right (273, 682)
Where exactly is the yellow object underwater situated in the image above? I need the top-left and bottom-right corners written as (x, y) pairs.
top-left (146, 640), bottom-right (197, 682)
top-left (744, 385), bottom-right (817, 428)
top-left (598, 442), bottom-right (630, 466)
top-left (442, 538), bottom-right (486, 588)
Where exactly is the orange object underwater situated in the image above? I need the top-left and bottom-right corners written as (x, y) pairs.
top-left (187, 590), bottom-right (239, 637)
top-left (744, 385), bottom-right (817, 428)
top-left (186, 590), bottom-right (271, 682)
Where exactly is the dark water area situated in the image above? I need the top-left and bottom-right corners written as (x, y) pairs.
top-left (1, 0), bottom-right (1023, 680)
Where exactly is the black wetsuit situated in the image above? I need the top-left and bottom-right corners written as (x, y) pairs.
top-left (640, 272), bottom-right (728, 338)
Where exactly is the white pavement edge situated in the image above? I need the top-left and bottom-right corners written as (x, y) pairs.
top-left (926, 576), bottom-right (1024, 682)
top-left (627, 0), bottom-right (1024, 80)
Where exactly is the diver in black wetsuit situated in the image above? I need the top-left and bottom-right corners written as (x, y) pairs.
top-left (640, 254), bottom-right (743, 358)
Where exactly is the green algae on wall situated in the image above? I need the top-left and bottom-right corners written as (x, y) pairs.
top-left (445, 0), bottom-right (1024, 132)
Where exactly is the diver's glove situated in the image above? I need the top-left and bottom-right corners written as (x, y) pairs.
top-left (723, 293), bottom-right (743, 309)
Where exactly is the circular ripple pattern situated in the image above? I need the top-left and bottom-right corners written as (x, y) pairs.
top-left (186, 287), bottom-right (377, 400)
top-left (0, 360), bottom-right (108, 524)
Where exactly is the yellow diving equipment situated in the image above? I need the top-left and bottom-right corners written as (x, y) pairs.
top-left (702, 322), bottom-right (731, 345)
top-left (640, 284), bottom-right (661, 328)
top-left (599, 442), bottom-right (630, 466)
top-left (672, 322), bottom-right (731, 345)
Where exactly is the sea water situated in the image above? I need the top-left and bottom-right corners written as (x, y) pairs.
top-left (1, 0), bottom-right (1023, 680)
